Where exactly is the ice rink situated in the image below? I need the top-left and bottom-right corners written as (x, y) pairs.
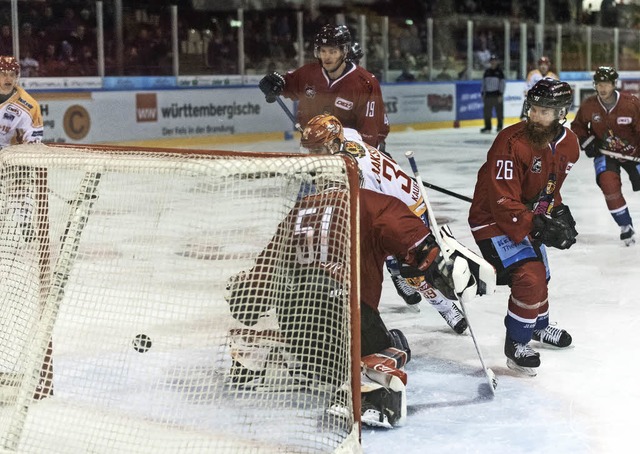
top-left (1, 124), bottom-right (636, 453)
top-left (212, 124), bottom-right (640, 454)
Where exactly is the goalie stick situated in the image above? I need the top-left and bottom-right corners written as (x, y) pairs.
top-left (405, 151), bottom-right (498, 395)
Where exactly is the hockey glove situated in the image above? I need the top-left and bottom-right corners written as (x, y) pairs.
top-left (259, 72), bottom-right (285, 103)
top-left (398, 234), bottom-right (456, 298)
top-left (551, 203), bottom-right (578, 239)
top-left (530, 214), bottom-right (577, 250)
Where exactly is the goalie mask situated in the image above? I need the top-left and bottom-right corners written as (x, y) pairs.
top-left (301, 114), bottom-right (345, 155)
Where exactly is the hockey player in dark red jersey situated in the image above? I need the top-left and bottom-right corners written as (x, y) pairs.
top-left (226, 163), bottom-right (473, 427)
top-left (469, 79), bottom-right (579, 376)
top-left (571, 66), bottom-right (640, 246)
top-left (258, 24), bottom-right (389, 149)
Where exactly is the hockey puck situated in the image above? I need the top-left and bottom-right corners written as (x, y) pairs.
top-left (132, 334), bottom-right (152, 353)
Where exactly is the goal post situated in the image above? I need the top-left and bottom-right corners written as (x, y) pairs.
top-left (0, 144), bottom-right (362, 453)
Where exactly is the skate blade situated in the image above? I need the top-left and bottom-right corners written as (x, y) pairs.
top-left (506, 359), bottom-right (538, 377)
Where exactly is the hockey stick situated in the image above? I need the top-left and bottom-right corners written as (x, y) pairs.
top-left (413, 178), bottom-right (472, 203)
top-left (275, 96), bottom-right (303, 132)
top-left (405, 151), bottom-right (497, 395)
top-left (599, 149), bottom-right (640, 162)
top-left (582, 135), bottom-right (640, 162)
top-left (274, 96), bottom-right (473, 202)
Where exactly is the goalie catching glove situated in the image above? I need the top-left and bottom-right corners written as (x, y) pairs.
top-left (530, 204), bottom-right (578, 250)
top-left (259, 72), bottom-right (285, 103)
top-left (398, 234), bottom-right (477, 303)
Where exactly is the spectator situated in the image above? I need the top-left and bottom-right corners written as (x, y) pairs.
top-left (0, 25), bottom-right (12, 56)
top-left (396, 64), bottom-right (416, 82)
top-left (19, 50), bottom-right (39, 77)
top-left (19, 23), bottom-right (41, 60)
top-left (39, 42), bottom-right (68, 77)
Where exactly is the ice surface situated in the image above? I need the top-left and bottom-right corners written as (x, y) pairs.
top-left (213, 126), bottom-right (640, 454)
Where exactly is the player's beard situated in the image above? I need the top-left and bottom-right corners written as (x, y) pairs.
top-left (524, 120), bottom-right (560, 149)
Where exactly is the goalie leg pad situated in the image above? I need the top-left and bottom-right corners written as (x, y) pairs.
top-left (227, 328), bottom-right (293, 388)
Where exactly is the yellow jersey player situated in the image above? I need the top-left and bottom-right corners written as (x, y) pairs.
top-left (0, 55), bottom-right (43, 148)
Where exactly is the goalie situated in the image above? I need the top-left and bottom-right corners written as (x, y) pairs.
top-left (226, 175), bottom-right (475, 428)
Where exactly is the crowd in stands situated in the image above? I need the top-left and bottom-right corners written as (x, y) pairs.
top-left (0, 0), bottom-right (633, 79)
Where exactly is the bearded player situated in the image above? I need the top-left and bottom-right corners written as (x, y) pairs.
top-left (469, 79), bottom-right (578, 376)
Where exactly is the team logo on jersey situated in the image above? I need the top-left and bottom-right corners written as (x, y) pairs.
top-left (6, 105), bottom-right (19, 116)
top-left (591, 113), bottom-right (603, 123)
top-left (2, 113), bottom-right (14, 121)
top-left (304, 84), bottom-right (316, 98)
top-left (617, 116), bottom-right (632, 125)
top-left (531, 156), bottom-right (542, 173)
top-left (334, 97), bottom-right (353, 111)
top-left (565, 162), bottom-right (574, 174)
top-left (17, 97), bottom-right (33, 109)
top-left (342, 140), bottom-right (366, 158)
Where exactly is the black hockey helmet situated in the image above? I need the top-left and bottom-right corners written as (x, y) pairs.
top-left (527, 78), bottom-right (573, 111)
top-left (347, 41), bottom-right (364, 64)
top-left (593, 66), bottom-right (618, 83)
top-left (314, 24), bottom-right (351, 56)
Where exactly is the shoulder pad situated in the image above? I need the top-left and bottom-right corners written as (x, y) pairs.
top-left (342, 140), bottom-right (367, 158)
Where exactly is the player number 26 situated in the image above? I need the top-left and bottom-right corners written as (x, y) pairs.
top-left (496, 159), bottom-right (513, 180)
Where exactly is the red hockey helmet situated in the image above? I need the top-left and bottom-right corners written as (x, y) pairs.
top-left (0, 56), bottom-right (19, 75)
top-left (301, 114), bottom-right (345, 154)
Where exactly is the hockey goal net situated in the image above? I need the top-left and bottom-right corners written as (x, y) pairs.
top-left (0, 144), bottom-right (361, 453)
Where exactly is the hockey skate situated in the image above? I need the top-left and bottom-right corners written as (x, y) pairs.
top-left (504, 338), bottom-right (540, 376)
top-left (621, 225), bottom-right (635, 246)
top-left (391, 274), bottom-right (421, 309)
top-left (360, 383), bottom-right (404, 429)
top-left (438, 303), bottom-right (468, 334)
top-left (532, 325), bottom-right (572, 348)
